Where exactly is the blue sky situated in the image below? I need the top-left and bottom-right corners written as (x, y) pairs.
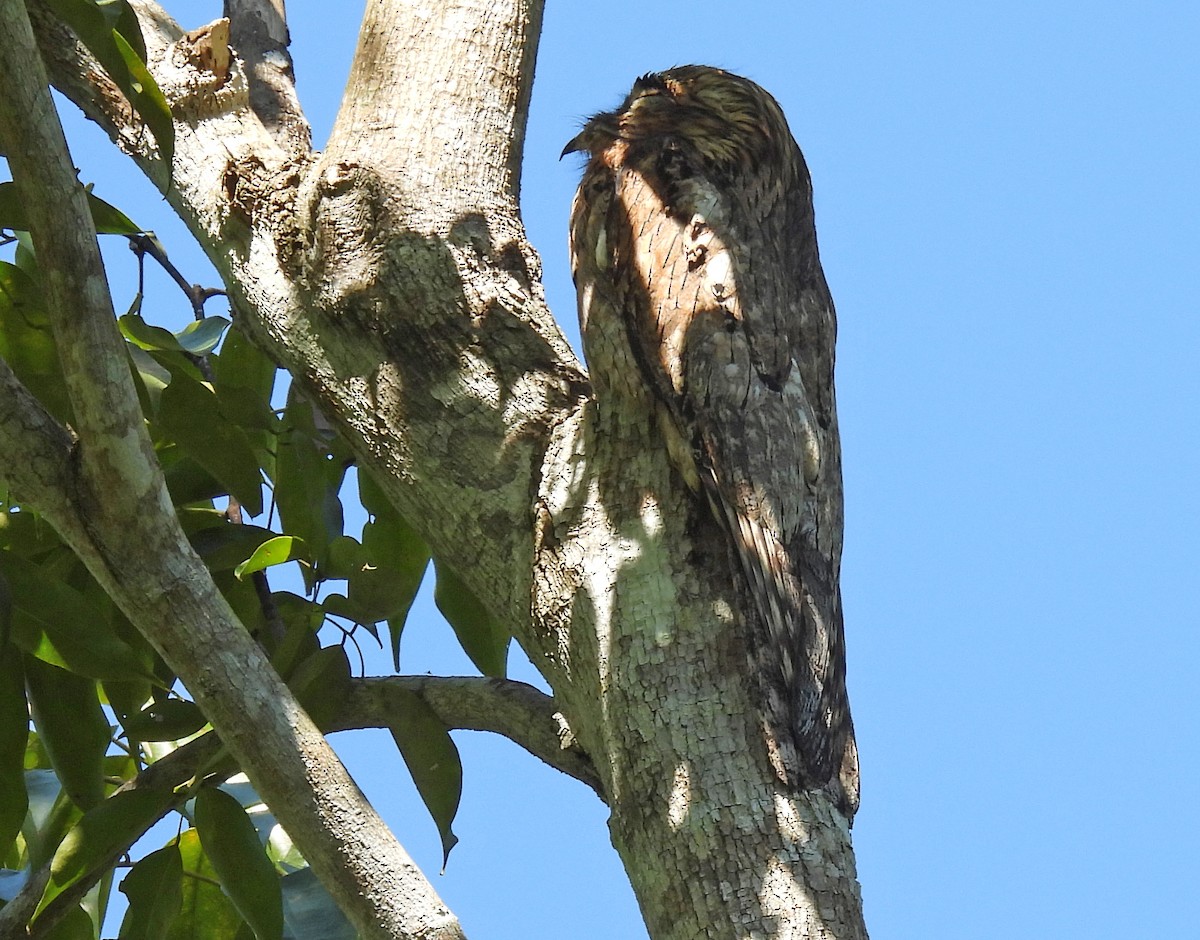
top-left (47, 1), bottom-right (1199, 936)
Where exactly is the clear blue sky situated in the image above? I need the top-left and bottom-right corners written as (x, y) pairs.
top-left (52, 1), bottom-right (1199, 936)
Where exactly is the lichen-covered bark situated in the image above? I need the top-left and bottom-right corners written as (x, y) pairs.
top-left (535, 288), bottom-right (866, 940)
top-left (21, 0), bottom-right (870, 935)
top-left (2, 3), bottom-right (466, 937)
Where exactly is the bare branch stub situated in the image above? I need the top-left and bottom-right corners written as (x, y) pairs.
top-left (180, 18), bottom-right (232, 84)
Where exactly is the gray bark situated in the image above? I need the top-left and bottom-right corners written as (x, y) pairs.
top-left (11, 0), bottom-right (870, 935)
top-left (0, 2), bottom-right (462, 937)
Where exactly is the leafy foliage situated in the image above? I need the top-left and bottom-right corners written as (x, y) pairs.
top-left (386, 690), bottom-right (462, 868)
top-left (40, 0), bottom-right (175, 167)
top-left (117, 843), bottom-right (182, 940)
top-left (35, 787), bottom-right (174, 921)
top-left (194, 787), bottom-right (283, 940)
top-left (0, 41), bottom-right (513, 934)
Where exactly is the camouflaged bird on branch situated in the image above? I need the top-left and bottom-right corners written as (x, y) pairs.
top-left (564, 65), bottom-right (859, 818)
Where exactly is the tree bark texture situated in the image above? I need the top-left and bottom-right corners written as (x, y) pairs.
top-left (3, 2), bottom-right (463, 938)
top-left (19, 0), bottom-right (869, 936)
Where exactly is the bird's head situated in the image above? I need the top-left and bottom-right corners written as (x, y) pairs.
top-left (562, 66), bottom-right (793, 172)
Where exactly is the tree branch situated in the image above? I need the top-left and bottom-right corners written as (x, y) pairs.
top-left (0, 734), bottom-right (224, 939)
top-left (328, 0), bottom-right (544, 206)
top-left (24, 0), bottom-right (153, 173)
top-left (14, 2), bottom-right (870, 934)
top-left (0, 357), bottom-right (75, 509)
top-left (30, 0), bottom-right (584, 676)
top-left (0, 3), bottom-right (463, 937)
top-left (1, 670), bottom-right (604, 939)
top-left (296, 0), bottom-right (585, 671)
top-left (335, 677), bottom-right (605, 801)
top-left (224, 0), bottom-right (311, 154)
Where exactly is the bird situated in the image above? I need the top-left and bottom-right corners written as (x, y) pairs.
top-left (563, 66), bottom-right (859, 818)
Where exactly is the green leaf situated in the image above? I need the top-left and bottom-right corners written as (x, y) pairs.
top-left (181, 512), bottom-right (278, 573)
top-left (286, 646), bottom-right (351, 732)
top-left (433, 560), bottom-right (509, 678)
top-left (120, 313), bottom-right (184, 352)
top-left (110, 29), bottom-right (175, 168)
top-left (104, 751), bottom-right (139, 785)
top-left (90, 200), bottom-right (141, 236)
top-left (24, 657), bottom-right (110, 810)
top-left (102, 680), bottom-right (151, 724)
top-left (42, 0), bottom-right (146, 60)
top-left (23, 770), bottom-right (83, 870)
top-left (0, 260), bottom-right (74, 423)
top-left (264, 818), bottom-right (304, 874)
top-left (157, 372), bottom-right (264, 516)
top-left (355, 526), bottom-right (427, 641)
top-left (357, 472), bottom-right (430, 670)
top-left (0, 572), bottom-right (10, 648)
top-left (266, 594), bottom-right (323, 679)
top-left (194, 787), bottom-right (283, 940)
top-left (39, 904), bottom-right (94, 939)
top-left (35, 787), bottom-right (173, 919)
top-left (212, 382), bottom-right (278, 439)
top-left (0, 552), bottom-right (155, 681)
top-left (387, 689), bottom-right (461, 868)
top-left (84, 187), bottom-right (142, 235)
top-left (213, 326), bottom-right (277, 401)
top-left (211, 571), bottom-right (269, 645)
top-left (39, 0), bottom-right (113, 52)
top-left (176, 316), bottom-right (230, 356)
top-left (322, 535), bottom-right (366, 582)
top-left (319, 592), bottom-right (381, 633)
top-left (102, 0), bottom-right (147, 59)
top-left (0, 504), bottom-right (61, 556)
top-left (0, 649), bottom-right (28, 855)
top-left (0, 182), bottom-right (26, 232)
top-left (119, 843), bottom-right (183, 940)
top-left (13, 230), bottom-right (38, 272)
top-left (126, 344), bottom-right (171, 411)
top-left (122, 699), bottom-right (207, 743)
top-left (146, 345), bottom-right (207, 382)
top-left (275, 396), bottom-right (345, 582)
top-left (210, 382), bottom-right (277, 482)
top-left (169, 828), bottom-right (247, 939)
top-left (0, 181), bottom-right (140, 235)
top-left (0, 181), bottom-right (33, 232)
top-left (209, 327), bottom-right (278, 479)
top-left (41, 0), bottom-right (174, 167)
top-left (0, 256), bottom-right (41, 304)
top-left (203, 783), bottom-right (305, 887)
top-left (159, 451), bottom-right (230, 508)
top-left (125, 289), bottom-right (145, 317)
top-left (233, 536), bottom-right (306, 580)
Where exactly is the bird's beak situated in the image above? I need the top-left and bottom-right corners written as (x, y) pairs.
top-left (560, 131), bottom-right (589, 160)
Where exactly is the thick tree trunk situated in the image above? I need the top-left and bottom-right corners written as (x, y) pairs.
top-left (536, 364), bottom-right (866, 939)
top-left (22, 0), bottom-right (869, 935)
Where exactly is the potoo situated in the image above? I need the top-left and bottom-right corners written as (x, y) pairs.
top-left (564, 66), bottom-right (859, 817)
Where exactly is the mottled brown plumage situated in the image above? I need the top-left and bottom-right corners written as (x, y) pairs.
top-left (565, 66), bottom-right (859, 816)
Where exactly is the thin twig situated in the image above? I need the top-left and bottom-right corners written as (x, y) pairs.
top-left (128, 232), bottom-right (226, 320)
